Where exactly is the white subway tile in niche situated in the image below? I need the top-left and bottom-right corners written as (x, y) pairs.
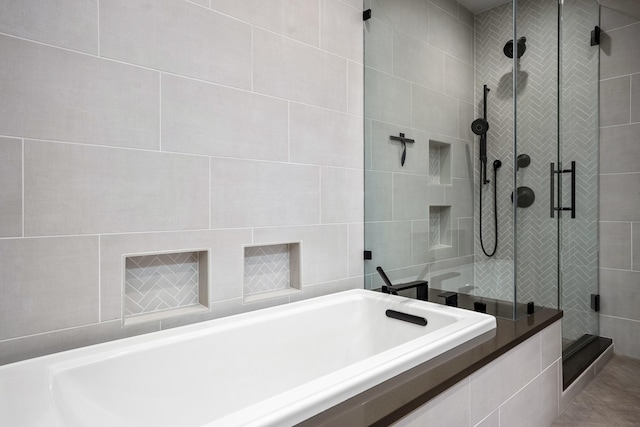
top-left (123, 250), bottom-right (209, 325)
top-left (429, 140), bottom-right (451, 185)
top-left (244, 243), bottom-right (301, 302)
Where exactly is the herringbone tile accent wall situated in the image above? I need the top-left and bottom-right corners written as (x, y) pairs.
top-left (244, 244), bottom-right (291, 296)
top-left (474, 0), bottom-right (598, 333)
top-left (124, 252), bottom-right (200, 317)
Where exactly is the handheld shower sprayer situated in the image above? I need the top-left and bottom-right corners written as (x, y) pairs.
top-left (471, 85), bottom-right (491, 185)
top-left (472, 85), bottom-right (500, 258)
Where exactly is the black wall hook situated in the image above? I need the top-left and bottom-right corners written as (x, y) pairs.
top-left (390, 133), bottom-right (415, 167)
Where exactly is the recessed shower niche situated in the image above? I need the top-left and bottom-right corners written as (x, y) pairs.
top-left (428, 140), bottom-right (451, 185)
top-left (243, 243), bottom-right (301, 302)
top-left (429, 206), bottom-right (452, 250)
top-left (123, 250), bottom-right (209, 325)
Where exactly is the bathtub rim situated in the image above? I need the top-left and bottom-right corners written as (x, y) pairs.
top-left (0, 289), bottom-right (497, 427)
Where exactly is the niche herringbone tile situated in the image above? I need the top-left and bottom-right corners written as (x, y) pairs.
top-left (125, 252), bottom-right (199, 317)
top-left (244, 244), bottom-right (291, 296)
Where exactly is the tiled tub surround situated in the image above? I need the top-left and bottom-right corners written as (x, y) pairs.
top-left (0, 290), bottom-right (496, 427)
top-left (0, 0), bottom-right (364, 364)
top-left (301, 301), bottom-right (563, 426)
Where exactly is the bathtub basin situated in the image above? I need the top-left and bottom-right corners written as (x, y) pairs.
top-left (0, 289), bottom-right (495, 426)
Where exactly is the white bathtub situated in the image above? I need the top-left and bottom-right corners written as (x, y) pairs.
top-left (0, 289), bottom-right (495, 426)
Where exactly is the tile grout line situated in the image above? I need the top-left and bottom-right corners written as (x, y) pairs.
top-left (96, 0), bottom-right (100, 56)
top-left (98, 235), bottom-right (101, 323)
top-left (159, 73), bottom-right (162, 151)
top-left (21, 138), bottom-right (24, 237)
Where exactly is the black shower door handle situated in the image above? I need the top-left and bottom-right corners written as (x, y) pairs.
top-left (550, 163), bottom-right (555, 218)
top-left (550, 161), bottom-right (576, 218)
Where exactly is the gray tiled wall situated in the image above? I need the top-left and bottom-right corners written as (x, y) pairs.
top-left (598, 5), bottom-right (640, 359)
top-left (0, 0), bottom-right (364, 365)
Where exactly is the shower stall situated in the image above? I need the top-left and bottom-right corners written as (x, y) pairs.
top-left (364, 0), bottom-right (602, 384)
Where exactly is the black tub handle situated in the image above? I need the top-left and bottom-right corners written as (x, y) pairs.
top-left (386, 310), bottom-right (427, 326)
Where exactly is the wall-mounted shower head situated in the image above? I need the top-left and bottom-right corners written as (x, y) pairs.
top-left (504, 37), bottom-right (527, 58)
top-left (471, 118), bottom-right (489, 135)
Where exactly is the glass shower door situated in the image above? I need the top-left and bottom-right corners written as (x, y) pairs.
top-left (558, 0), bottom-right (600, 350)
top-left (513, 0), bottom-right (560, 317)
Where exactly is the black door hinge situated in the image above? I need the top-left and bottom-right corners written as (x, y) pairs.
top-left (591, 294), bottom-right (600, 312)
top-left (364, 250), bottom-right (372, 260)
top-left (363, 9), bottom-right (372, 21)
top-left (591, 26), bottom-right (600, 46)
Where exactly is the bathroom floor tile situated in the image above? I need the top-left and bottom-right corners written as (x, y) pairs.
top-left (552, 355), bottom-right (640, 426)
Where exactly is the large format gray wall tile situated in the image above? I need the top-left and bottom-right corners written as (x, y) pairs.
top-left (0, 0), bottom-right (98, 54)
top-left (600, 5), bottom-right (639, 31)
top-left (600, 21), bottom-right (640, 79)
top-left (600, 314), bottom-right (640, 359)
top-left (210, 0), bottom-right (320, 46)
top-left (369, 0), bottom-right (429, 44)
top-left (392, 31), bottom-right (445, 92)
top-left (428, 4), bottom-right (473, 65)
top-left (498, 362), bottom-right (559, 427)
top-left (412, 85), bottom-right (459, 137)
top-left (445, 54), bottom-right (474, 103)
top-left (24, 141), bottom-right (209, 236)
top-left (599, 268), bottom-right (640, 321)
top-left (0, 137), bottom-right (22, 237)
top-left (365, 171), bottom-right (393, 221)
top-left (161, 74), bottom-right (289, 161)
top-left (365, 68), bottom-right (412, 127)
top-left (290, 103), bottom-right (363, 168)
top-left (599, 222), bottom-right (631, 270)
top-left (600, 124), bottom-right (640, 174)
top-left (633, 223), bottom-right (640, 270)
top-left (348, 61), bottom-right (364, 117)
top-left (0, 35), bottom-right (159, 149)
top-left (365, 17), bottom-right (393, 74)
top-left (321, 167), bottom-right (363, 224)
top-left (321, 0), bottom-right (363, 63)
top-left (210, 158), bottom-right (320, 228)
top-left (600, 173), bottom-right (640, 221)
top-left (393, 173), bottom-right (428, 220)
top-left (0, 236), bottom-right (99, 340)
top-left (470, 335), bottom-right (541, 425)
top-left (632, 73), bottom-right (640, 123)
top-left (253, 28), bottom-right (347, 111)
top-left (100, 0), bottom-right (252, 89)
top-left (600, 76), bottom-right (631, 126)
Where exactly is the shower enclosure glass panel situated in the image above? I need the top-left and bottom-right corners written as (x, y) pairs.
top-left (474, 1), bottom-right (518, 309)
top-left (364, 0), bottom-right (599, 330)
top-left (363, 0), bottom-right (481, 307)
top-left (513, 0), bottom-right (561, 317)
top-left (557, 0), bottom-right (600, 349)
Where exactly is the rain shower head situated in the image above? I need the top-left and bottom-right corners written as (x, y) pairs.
top-left (504, 37), bottom-right (527, 58)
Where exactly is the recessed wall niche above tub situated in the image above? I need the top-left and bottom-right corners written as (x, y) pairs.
top-left (123, 249), bottom-right (210, 326)
top-left (243, 242), bottom-right (302, 303)
top-left (428, 140), bottom-right (451, 185)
